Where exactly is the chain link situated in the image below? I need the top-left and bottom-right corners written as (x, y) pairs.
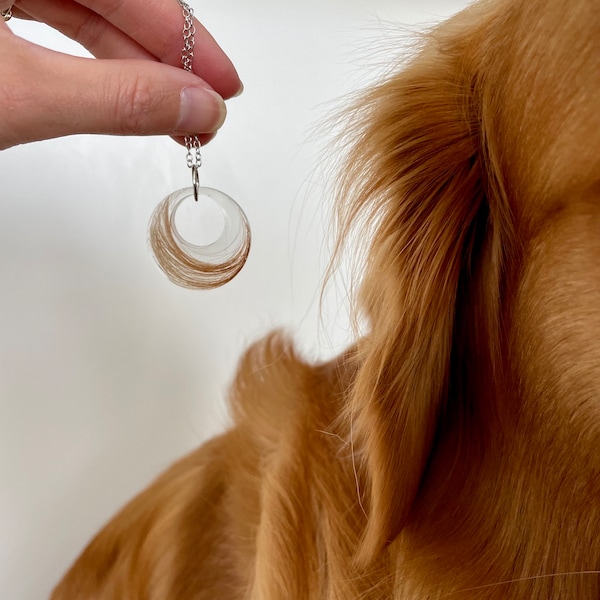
top-left (2, 6), bottom-right (13, 21)
top-left (177, 0), bottom-right (202, 198)
top-left (178, 0), bottom-right (196, 73)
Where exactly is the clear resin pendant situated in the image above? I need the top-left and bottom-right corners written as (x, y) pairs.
top-left (149, 186), bottom-right (251, 289)
top-left (148, 1), bottom-right (250, 289)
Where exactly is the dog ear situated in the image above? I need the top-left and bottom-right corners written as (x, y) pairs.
top-left (334, 19), bottom-right (510, 564)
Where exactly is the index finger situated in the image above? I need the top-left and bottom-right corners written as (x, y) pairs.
top-left (77, 0), bottom-right (242, 99)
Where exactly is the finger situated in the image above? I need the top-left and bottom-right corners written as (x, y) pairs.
top-left (77, 0), bottom-right (242, 98)
top-left (7, 7), bottom-right (37, 20)
top-left (0, 37), bottom-right (227, 149)
top-left (13, 0), bottom-right (157, 60)
top-left (19, 0), bottom-right (243, 99)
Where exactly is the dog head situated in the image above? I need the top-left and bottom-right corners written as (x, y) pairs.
top-left (334, 0), bottom-right (600, 582)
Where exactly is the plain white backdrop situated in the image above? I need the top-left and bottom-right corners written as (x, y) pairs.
top-left (0, 1), bottom-right (468, 598)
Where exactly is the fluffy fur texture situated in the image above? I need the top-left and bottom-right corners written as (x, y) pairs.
top-left (52, 0), bottom-right (600, 597)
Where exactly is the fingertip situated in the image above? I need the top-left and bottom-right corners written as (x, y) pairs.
top-left (232, 81), bottom-right (244, 98)
top-left (190, 21), bottom-right (243, 100)
top-left (177, 86), bottom-right (227, 134)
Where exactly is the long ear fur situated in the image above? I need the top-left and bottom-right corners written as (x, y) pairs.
top-left (333, 6), bottom-right (514, 563)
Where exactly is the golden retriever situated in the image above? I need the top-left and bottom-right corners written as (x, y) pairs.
top-left (51, 0), bottom-right (600, 597)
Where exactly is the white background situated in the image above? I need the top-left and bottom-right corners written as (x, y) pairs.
top-left (0, 1), bottom-right (467, 598)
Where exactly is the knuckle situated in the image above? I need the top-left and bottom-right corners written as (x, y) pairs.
top-left (113, 74), bottom-right (156, 135)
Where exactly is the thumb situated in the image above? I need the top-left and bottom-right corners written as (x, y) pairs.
top-left (0, 35), bottom-right (227, 149)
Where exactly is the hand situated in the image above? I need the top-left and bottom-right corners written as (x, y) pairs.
top-left (0, 0), bottom-right (243, 150)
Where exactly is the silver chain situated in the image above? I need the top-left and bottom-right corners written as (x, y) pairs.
top-left (179, 0), bottom-right (196, 73)
top-left (177, 0), bottom-right (202, 199)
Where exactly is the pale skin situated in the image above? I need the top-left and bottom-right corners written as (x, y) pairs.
top-left (0, 0), bottom-right (242, 150)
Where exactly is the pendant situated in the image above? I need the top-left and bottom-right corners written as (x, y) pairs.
top-left (148, 186), bottom-right (251, 290)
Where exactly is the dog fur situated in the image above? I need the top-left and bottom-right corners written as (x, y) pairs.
top-left (51, 0), bottom-right (600, 597)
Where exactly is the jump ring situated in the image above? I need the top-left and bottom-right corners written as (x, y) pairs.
top-left (192, 165), bottom-right (200, 201)
top-left (2, 7), bottom-right (13, 21)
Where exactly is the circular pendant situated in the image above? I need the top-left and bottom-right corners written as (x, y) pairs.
top-left (148, 186), bottom-right (251, 289)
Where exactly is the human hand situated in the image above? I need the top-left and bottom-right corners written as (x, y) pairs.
top-left (0, 0), bottom-right (242, 150)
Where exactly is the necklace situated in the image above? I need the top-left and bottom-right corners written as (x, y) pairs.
top-left (148, 0), bottom-right (251, 289)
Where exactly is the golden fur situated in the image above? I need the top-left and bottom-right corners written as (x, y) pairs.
top-left (52, 0), bottom-right (600, 597)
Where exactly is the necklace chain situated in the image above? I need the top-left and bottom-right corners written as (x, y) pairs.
top-left (2, 7), bottom-right (12, 21)
top-left (179, 0), bottom-right (196, 73)
top-left (177, 0), bottom-right (202, 175)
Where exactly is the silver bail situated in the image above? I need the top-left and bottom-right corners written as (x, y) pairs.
top-left (192, 165), bottom-right (200, 201)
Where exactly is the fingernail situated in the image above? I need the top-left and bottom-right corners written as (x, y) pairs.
top-left (233, 81), bottom-right (244, 98)
top-left (177, 86), bottom-right (227, 134)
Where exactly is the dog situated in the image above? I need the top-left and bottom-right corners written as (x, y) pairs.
top-left (51, 0), bottom-right (600, 597)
